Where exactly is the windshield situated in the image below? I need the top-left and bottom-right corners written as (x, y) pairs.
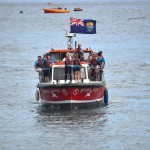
top-left (84, 52), bottom-right (91, 60)
top-left (51, 53), bottom-right (59, 62)
top-left (53, 67), bottom-right (86, 80)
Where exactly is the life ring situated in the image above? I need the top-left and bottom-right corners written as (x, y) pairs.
top-left (35, 90), bottom-right (39, 101)
top-left (104, 86), bottom-right (108, 105)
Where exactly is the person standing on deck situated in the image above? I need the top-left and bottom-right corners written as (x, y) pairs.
top-left (63, 52), bottom-right (72, 83)
top-left (97, 50), bottom-right (105, 81)
top-left (90, 52), bottom-right (98, 81)
top-left (34, 56), bottom-right (44, 82)
top-left (34, 56), bottom-right (43, 69)
top-left (72, 54), bottom-right (81, 83)
top-left (74, 43), bottom-right (84, 61)
top-left (43, 54), bottom-right (55, 82)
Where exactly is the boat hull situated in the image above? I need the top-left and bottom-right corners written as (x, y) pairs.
top-left (44, 8), bottom-right (70, 13)
top-left (74, 8), bottom-right (83, 11)
top-left (37, 83), bottom-right (106, 109)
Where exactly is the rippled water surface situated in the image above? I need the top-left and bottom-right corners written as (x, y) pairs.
top-left (0, 0), bottom-right (150, 149)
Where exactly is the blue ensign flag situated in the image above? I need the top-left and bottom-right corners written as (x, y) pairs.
top-left (70, 17), bottom-right (96, 34)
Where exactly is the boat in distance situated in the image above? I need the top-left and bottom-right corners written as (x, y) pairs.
top-left (74, 8), bottom-right (83, 11)
top-left (43, 8), bottom-right (70, 13)
top-left (35, 33), bottom-right (108, 110)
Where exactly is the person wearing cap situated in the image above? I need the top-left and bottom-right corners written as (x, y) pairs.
top-left (74, 43), bottom-right (84, 61)
top-left (97, 50), bottom-right (105, 81)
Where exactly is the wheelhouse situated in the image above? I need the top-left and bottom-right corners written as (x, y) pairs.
top-left (49, 49), bottom-right (92, 62)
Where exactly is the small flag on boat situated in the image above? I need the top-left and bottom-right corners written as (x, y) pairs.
top-left (70, 17), bottom-right (96, 34)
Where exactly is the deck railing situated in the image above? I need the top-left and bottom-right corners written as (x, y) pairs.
top-left (36, 65), bottom-right (104, 83)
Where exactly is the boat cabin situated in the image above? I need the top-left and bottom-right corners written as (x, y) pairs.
top-left (36, 50), bottom-right (104, 84)
top-left (50, 49), bottom-right (92, 84)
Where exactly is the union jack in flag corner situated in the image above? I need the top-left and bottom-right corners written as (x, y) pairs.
top-left (70, 17), bottom-right (96, 34)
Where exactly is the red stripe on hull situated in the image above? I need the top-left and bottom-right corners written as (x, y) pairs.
top-left (39, 86), bottom-right (105, 104)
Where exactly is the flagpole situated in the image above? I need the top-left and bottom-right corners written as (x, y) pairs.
top-left (70, 16), bottom-right (71, 33)
top-left (66, 17), bottom-right (68, 34)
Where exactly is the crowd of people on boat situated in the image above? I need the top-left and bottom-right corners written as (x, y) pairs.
top-left (34, 53), bottom-right (54, 82)
top-left (34, 43), bottom-right (105, 83)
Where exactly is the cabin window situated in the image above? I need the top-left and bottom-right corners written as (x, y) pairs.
top-left (51, 53), bottom-right (59, 62)
top-left (53, 68), bottom-right (65, 80)
top-left (84, 52), bottom-right (91, 60)
top-left (60, 52), bottom-right (74, 61)
top-left (70, 52), bottom-right (74, 58)
top-left (80, 67), bottom-right (86, 79)
top-left (53, 67), bottom-right (86, 80)
top-left (61, 52), bottom-right (66, 60)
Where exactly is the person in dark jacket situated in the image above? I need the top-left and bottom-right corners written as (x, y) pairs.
top-left (97, 50), bottom-right (105, 81)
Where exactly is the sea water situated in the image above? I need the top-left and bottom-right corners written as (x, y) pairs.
top-left (0, 0), bottom-right (150, 149)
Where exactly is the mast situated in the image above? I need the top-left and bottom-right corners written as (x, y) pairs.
top-left (65, 33), bottom-right (76, 49)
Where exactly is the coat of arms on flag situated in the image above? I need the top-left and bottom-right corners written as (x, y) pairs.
top-left (70, 17), bottom-right (96, 34)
